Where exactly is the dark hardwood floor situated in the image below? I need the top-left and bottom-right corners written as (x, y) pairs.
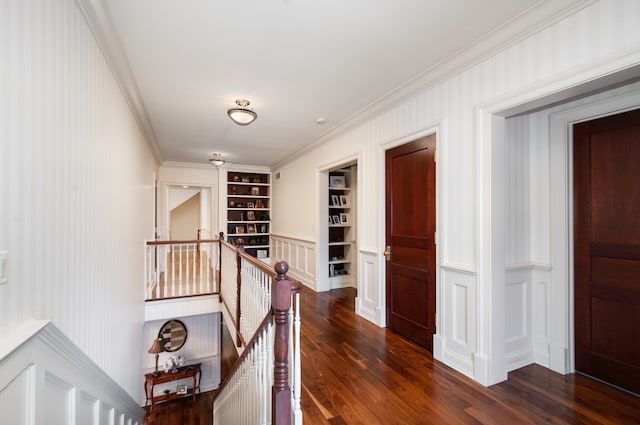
top-left (146, 287), bottom-right (640, 425)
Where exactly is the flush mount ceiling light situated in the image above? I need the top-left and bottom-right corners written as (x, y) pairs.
top-left (227, 99), bottom-right (257, 126)
top-left (209, 153), bottom-right (225, 167)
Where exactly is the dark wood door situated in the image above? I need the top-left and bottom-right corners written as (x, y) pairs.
top-left (385, 135), bottom-right (436, 350)
top-left (574, 108), bottom-right (640, 395)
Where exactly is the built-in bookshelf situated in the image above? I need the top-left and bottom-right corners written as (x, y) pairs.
top-left (226, 171), bottom-right (270, 258)
top-left (328, 169), bottom-right (352, 286)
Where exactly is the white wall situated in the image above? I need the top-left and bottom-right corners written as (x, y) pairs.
top-left (271, 0), bottom-right (640, 385)
top-left (0, 0), bottom-right (157, 403)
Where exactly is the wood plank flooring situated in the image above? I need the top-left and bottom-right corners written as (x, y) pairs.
top-left (146, 287), bottom-right (640, 425)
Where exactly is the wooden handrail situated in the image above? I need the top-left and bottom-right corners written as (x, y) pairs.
top-left (146, 238), bottom-right (218, 245)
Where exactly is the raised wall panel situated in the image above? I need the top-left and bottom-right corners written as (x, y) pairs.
top-left (78, 392), bottom-right (99, 425)
top-left (0, 365), bottom-right (34, 425)
top-left (532, 269), bottom-right (551, 366)
top-left (356, 251), bottom-right (382, 325)
top-left (44, 373), bottom-right (74, 425)
top-left (100, 401), bottom-right (114, 425)
top-left (441, 267), bottom-right (476, 377)
top-left (505, 267), bottom-right (534, 371)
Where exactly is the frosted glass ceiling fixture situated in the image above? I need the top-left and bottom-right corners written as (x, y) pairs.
top-left (209, 153), bottom-right (225, 167)
top-left (227, 99), bottom-right (257, 126)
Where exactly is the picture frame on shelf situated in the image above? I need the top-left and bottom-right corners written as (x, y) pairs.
top-left (340, 213), bottom-right (348, 224)
top-left (339, 195), bottom-right (348, 206)
top-left (247, 223), bottom-right (257, 233)
top-left (329, 175), bottom-right (346, 188)
top-left (331, 195), bottom-right (339, 206)
top-left (176, 385), bottom-right (188, 395)
top-left (247, 211), bottom-right (255, 220)
top-left (247, 202), bottom-right (255, 208)
top-left (235, 225), bottom-right (245, 234)
top-left (251, 187), bottom-right (260, 196)
top-left (332, 215), bottom-right (340, 225)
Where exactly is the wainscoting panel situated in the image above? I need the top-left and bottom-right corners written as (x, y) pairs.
top-left (79, 392), bottom-right (99, 425)
top-left (356, 251), bottom-right (384, 326)
top-left (270, 235), bottom-right (316, 289)
top-left (532, 266), bottom-right (552, 367)
top-left (439, 266), bottom-right (477, 378)
top-left (0, 320), bottom-right (143, 425)
top-left (0, 365), bottom-right (33, 425)
top-left (44, 372), bottom-right (74, 425)
top-left (505, 266), bottom-right (533, 371)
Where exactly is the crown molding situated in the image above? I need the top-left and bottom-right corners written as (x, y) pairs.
top-left (75, 0), bottom-right (163, 164)
top-left (271, 0), bottom-right (596, 169)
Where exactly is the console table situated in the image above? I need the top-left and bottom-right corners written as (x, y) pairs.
top-left (144, 363), bottom-right (201, 410)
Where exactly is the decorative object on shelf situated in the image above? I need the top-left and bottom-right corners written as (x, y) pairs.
top-left (241, 176), bottom-right (250, 183)
top-left (329, 175), bottom-right (346, 188)
top-left (251, 186), bottom-right (260, 195)
top-left (247, 202), bottom-right (255, 208)
top-left (332, 215), bottom-right (340, 225)
top-left (255, 199), bottom-right (264, 208)
top-left (340, 213), bottom-right (349, 224)
top-left (209, 153), bottom-right (225, 167)
top-left (177, 385), bottom-right (188, 395)
top-left (340, 195), bottom-right (348, 206)
top-left (235, 225), bottom-right (245, 234)
top-left (257, 212), bottom-right (270, 221)
top-left (247, 211), bottom-right (255, 220)
top-left (229, 200), bottom-right (235, 208)
top-left (331, 195), bottom-right (339, 206)
top-left (252, 176), bottom-right (262, 183)
top-left (164, 355), bottom-right (185, 374)
top-left (147, 337), bottom-right (165, 377)
top-left (247, 223), bottom-right (256, 233)
top-left (227, 99), bottom-right (257, 126)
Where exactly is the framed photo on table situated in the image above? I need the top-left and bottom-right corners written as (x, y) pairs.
top-left (176, 385), bottom-right (188, 395)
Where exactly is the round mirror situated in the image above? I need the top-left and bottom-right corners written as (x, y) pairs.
top-left (158, 319), bottom-right (188, 352)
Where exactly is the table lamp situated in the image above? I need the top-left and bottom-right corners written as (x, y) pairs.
top-left (148, 337), bottom-right (165, 377)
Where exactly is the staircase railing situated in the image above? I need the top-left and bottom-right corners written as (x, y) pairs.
top-left (145, 231), bottom-right (220, 300)
top-left (215, 238), bottom-right (302, 425)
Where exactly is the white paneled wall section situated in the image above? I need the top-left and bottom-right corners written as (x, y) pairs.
top-left (1, 320), bottom-right (143, 425)
top-left (1, 0), bottom-right (157, 406)
top-left (270, 235), bottom-right (316, 290)
top-left (271, 0), bottom-right (640, 385)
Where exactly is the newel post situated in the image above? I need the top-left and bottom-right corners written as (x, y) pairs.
top-left (235, 238), bottom-right (245, 347)
top-left (272, 261), bottom-right (292, 425)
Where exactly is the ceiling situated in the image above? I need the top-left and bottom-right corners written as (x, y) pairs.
top-left (95, 0), bottom-right (578, 167)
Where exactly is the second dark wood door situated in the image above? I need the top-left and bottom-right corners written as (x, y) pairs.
top-left (574, 108), bottom-right (640, 395)
top-left (385, 135), bottom-right (436, 350)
